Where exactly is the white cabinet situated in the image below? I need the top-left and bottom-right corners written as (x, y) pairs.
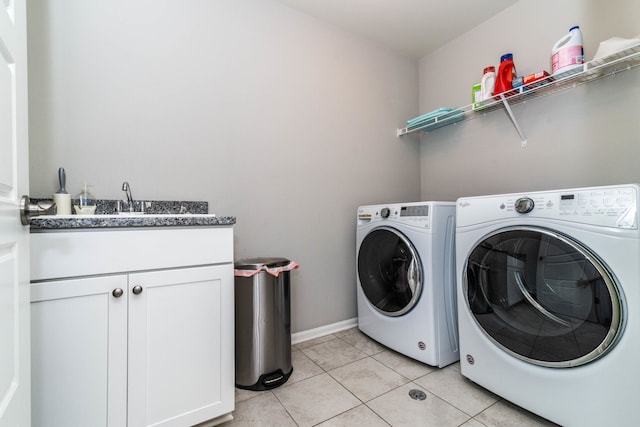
top-left (31, 275), bottom-right (128, 427)
top-left (30, 227), bottom-right (234, 427)
top-left (128, 265), bottom-right (233, 427)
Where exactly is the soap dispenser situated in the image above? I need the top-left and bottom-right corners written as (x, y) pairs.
top-left (74, 183), bottom-right (97, 215)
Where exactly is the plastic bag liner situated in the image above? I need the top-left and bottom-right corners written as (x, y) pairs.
top-left (234, 260), bottom-right (299, 278)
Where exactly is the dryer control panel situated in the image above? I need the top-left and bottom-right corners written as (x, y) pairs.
top-left (457, 184), bottom-right (639, 229)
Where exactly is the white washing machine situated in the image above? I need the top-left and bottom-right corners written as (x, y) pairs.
top-left (456, 184), bottom-right (640, 427)
top-left (356, 201), bottom-right (458, 367)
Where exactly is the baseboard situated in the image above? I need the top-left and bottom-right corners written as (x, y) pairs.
top-left (193, 413), bottom-right (233, 427)
top-left (291, 317), bottom-right (358, 345)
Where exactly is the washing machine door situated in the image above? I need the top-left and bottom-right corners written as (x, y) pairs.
top-left (464, 226), bottom-right (624, 368)
top-left (358, 226), bottom-right (422, 317)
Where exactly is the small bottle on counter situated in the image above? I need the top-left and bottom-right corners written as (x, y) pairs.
top-left (74, 183), bottom-right (97, 215)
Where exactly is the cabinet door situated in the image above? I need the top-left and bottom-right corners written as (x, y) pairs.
top-left (30, 275), bottom-right (128, 427)
top-left (128, 264), bottom-right (234, 427)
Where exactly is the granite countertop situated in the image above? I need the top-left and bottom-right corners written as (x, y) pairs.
top-left (29, 199), bottom-right (236, 231)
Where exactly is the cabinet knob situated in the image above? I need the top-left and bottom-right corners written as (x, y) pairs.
top-left (132, 285), bottom-right (143, 295)
top-left (112, 288), bottom-right (124, 298)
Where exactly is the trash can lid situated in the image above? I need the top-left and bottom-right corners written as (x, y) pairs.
top-left (235, 257), bottom-right (290, 270)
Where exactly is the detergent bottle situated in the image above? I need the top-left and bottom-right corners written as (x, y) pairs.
top-left (493, 53), bottom-right (516, 96)
top-left (551, 26), bottom-right (584, 75)
top-left (480, 66), bottom-right (496, 102)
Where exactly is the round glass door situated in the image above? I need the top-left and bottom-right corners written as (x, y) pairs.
top-left (465, 226), bottom-right (624, 367)
top-left (358, 227), bottom-right (422, 317)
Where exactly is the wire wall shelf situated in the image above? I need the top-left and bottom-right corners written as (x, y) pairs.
top-left (398, 43), bottom-right (640, 146)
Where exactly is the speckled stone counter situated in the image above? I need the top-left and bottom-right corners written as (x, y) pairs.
top-left (29, 199), bottom-right (235, 231)
top-left (30, 214), bottom-right (236, 231)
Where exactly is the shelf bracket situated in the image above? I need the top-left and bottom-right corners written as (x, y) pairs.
top-left (499, 94), bottom-right (527, 146)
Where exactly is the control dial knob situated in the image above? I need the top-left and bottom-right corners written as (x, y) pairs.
top-left (514, 197), bottom-right (535, 214)
top-left (380, 207), bottom-right (390, 219)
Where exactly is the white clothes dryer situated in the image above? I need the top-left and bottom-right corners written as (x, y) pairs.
top-left (356, 201), bottom-right (458, 367)
top-left (456, 184), bottom-right (640, 427)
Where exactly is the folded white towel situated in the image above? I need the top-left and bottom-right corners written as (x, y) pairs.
top-left (592, 35), bottom-right (640, 61)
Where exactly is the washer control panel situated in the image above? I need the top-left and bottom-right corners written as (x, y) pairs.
top-left (358, 203), bottom-right (431, 228)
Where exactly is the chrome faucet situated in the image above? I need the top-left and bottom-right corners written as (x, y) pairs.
top-left (122, 181), bottom-right (134, 212)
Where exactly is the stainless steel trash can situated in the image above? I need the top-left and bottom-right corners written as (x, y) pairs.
top-left (234, 257), bottom-right (294, 390)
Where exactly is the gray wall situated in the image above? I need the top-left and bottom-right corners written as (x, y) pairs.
top-left (27, 0), bottom-right (421, 333)
top-left (418, 0), bottom-right (640, 200)
top-left (29, 0), bottom-right (639, 335)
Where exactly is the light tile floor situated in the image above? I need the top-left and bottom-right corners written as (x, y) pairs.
top-left (220, 327), bottom-right (559, 427)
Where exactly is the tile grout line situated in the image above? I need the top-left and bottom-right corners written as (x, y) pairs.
top-left (230, 327), bottom-right (557, 426)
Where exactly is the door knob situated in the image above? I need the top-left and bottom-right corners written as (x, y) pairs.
top-left (112, 288), bottom-right (124, 298)
top-left (20, 195), bottom-right (57, 225)
top-left (132, 285), bottom-right (143, 295)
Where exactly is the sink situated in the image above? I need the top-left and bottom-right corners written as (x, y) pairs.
top-left (61, 213), bottom-right (218, 218)
top-left (117, 211), bottom-right (146, 216)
